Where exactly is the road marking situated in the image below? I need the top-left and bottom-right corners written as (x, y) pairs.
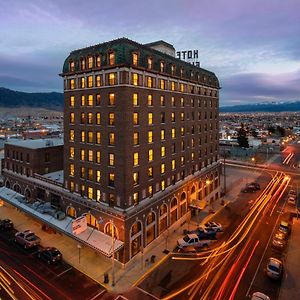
top-left (136, 286), bottom-right (160, 300)
top-left (56, 267), bottom-right (73, 278)
top-left (87, 289), bottom-right (106, 300)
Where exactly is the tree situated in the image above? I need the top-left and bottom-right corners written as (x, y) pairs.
top-left (237, 123), bottom-right (249, 148)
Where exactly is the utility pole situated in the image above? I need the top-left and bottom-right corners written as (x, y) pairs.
top-left (111, 220), bottom-right (115, 287)
top-left (223, 148), bottom-right (226, 196)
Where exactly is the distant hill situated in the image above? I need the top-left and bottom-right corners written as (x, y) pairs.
top-left (220, 101), bottom-right (300, 113)
top-left (0, 87), bottom-right (63, 110)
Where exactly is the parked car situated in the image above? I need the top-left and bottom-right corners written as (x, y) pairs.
top-left (246, 182), bottom-right (261, 190)
top-left (204, 221), bottom-right (223, 232)
top-left (272, 231), bottom-right (287, 251)
top-left (251, 292), bottom-right (270, 300)
top-left (241, 186), bottom-right (256, 193)
top-left (279, 220), bottom-right (291, 235)
top-left (0, 219), bottom-right (14, 231)
top-left (37, 247), bottom-right (62, 264)
top-left (15, 230), bottom-right (41, 249)
top-left (187, 226), bottom-right (216, 239)
top-left (177, 234), bottom-right (213, 249)
top-left (265, 257), bottom-right (283, 280)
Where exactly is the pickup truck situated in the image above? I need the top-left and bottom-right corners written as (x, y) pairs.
top-left (177, 234), bottom-right (213, 249)
top-left (15, 230), bottom-right (41, 249)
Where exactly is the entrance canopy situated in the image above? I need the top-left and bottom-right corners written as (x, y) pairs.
top-left (190, 199), bottom-right (207, 210)
top-left (0, 187), bottom-right (123, 257)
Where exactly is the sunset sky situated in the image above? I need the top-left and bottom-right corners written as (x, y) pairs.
top-left (0, 0), bottom-right (299, 105)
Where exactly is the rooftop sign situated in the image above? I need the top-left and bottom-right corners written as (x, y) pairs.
top-left (176, 50), bottom-right (200, 67)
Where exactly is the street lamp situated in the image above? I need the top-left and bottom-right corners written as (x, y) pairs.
top-left (111, 220), bottom-right (115, 287)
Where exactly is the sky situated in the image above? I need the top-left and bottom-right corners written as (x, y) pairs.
top-left (0, 0), bottom-right (300, 106)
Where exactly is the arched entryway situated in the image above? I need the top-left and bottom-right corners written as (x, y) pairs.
top-left (130, 220), bottom-right (143, 258)
top-left (66, 206), bottom-right (76, 218)
top-left (104, 222), bottom-right (118, 239)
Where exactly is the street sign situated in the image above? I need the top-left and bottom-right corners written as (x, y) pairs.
top-left (72, 216), bottom-right (87, 235)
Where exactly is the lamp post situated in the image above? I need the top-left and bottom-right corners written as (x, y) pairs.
top-left (111, 220), bottom-right (115, 287)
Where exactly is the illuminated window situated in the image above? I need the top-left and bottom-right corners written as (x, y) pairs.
top-left (180, 68), bottom-right (184, 77)
top-left (88, 131), bottom-right (93, 143)
top-left (69, 147), bottom-right (74, 159)
top-left (133, 192), bottom-right (139, 205)
top-left (109, 52), bottom-right (115, 65)
top-left (88, 150), bottom-right (93, 162)
top-left (88, 95), bottom-right (93, 106)
top-left (80, 184), bottom-right (84, 196)
top-left (180, 112), bottom-right (184, 121)
top-left (88, 56), bottom-right (93, 68)
top-left (191, 152), bottom-right (195, 161)
top-left (161, 163), bottom-right (165, 174)
top-left (181, 127), bottom-right (185, 136)
top-left (87, 76), bottom-right (93, 88)
top-left (70, 112), bottom-right (75, 124)
top-left (80, 131), bottom-right (85, 142)
top-left (180, 97), bottom-right (184, 107)
top-left (96, 132), bottom-right (101, 144)
top-left (108, 173), bottom-right (115, 187)
top-left (109, 93), bottom-right (115, 106)
top-left (88, 187), bottom-right (93, 200)
top-left (96, 94), bottom-right (101, 106)
top-left (96, 75), bottom-right (102, 87)
top-left (180, 83), bottom-right (184, 92)
top-left (70, 61), bottom-right (75, 72)
top-left (148, 149), bottom-right (153, 162)
top-left (133, 172), bottom-right (139, 185)
top-left (132, 73), bottom-right (138, 86)
top-left (109, 153), bottom-right (115, 166)
top-left (109, 133), bottom-right (115, 145)
top-left (80, 167), bottom-right (85, 178)
top-left (159, 79), bottom-right (165, 90)
top-left (148, 185), bottom-right (153, 197)
top-left (70, 79), bottom-right (75, 89)
top-left (172, 128), bottom-right (176, 139)
top-left (96, 55), bottom-right (101, 67)
top-left (70, 96), bottom-right (75, 107)
top-left (80, 149), bottom-right (85, 160)
top-left (96, 151), bottom-right (101, 163)
top-left (147, 57), bottom-right (153, 69)
top-left (181, 156), bottom-right (185, 166)
top-left (160, 61), bottom-right (165, 72)
top-left (160, 129), bottom-right (165, 141)
top-left (80, 58), bottom-right (85, 70)
top-left (133, 93), bottom-right (139, 106)
top-left (70, 129), bottom-right (74, 142)
top-left (96, 190), bottom-right (101, 202)
top-left (171, 112), bottom-right (175, 122)
top-left (88, 168), bottom-right (93, 181)
top-left (132, 53), bottom-right (138, 65)
top-left (160, 96), bottom-right (165, 106)
top-left (181, 140), bottom-right (185, 151)
top-left (80, 77), bottom-right (86, 88)
top-left (70, 181), bottom-right (75, 192)
top-left (80, 95), bottom-right (85, 106)
top-left (69, 164), bottom-right (74, 176)
top-left (148, 167), bottom-right (153, 178)
top-left (133, 152), bottom-right (139, 166)
top-left (96, 170), bottom-right (101, 182)
top-left (171, 96), bottom-right (175, 107)
top-left (161, 146), bottom-right (166, 157)
top-left (87, 112), bottom-right (93, 124)
top-left (148, 131), bottom-right (153, 143)
top-left (133, 112), bottom-right (139, 125)
top-left (133, 132), bottom-right (139, 145)
top-left (96, 112), bottom-right (101, 125)
top-left (171, 65), bottom-right (175, 75)
top-left (148, 113), bottom-right (153, 125)
top-left (80, 112), bottom-right (85, 124)
top-left (172, 159), bottom-right (176, 170)
top-left (161, 180), bottom-right (165, 191)
top-left (147, 76), bottom-right (153, 88)
top-left (109, 113), bottom-right (115, 125)
top-left (148, 95), bottom-right (153, 106)
top-left (109, 73), bottom-right (116, 85)
top-left (171, 81), bottom-right (175, 91)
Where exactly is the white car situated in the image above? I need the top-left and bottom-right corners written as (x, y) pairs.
top-left (266, 257), bottom-right (283, 280)
top-left (204, 221), bottom-right (223, 232)
top-left (177, 234), bottom-right (212, 249)
top-left (251, 292), bottom-right (270, 300)
top-left (287, 195), bottom-right (296, 205)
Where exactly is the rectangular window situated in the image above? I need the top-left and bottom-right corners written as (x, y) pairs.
top-left (161, 146), bottom-right (166, 157)
top-left (109, 113), bottom-right (115, 125)
top-left (161, 112), bottom-right (165, 123)
top-left (133, 112), bottom-right (139, 125)
top-left (108, 173), bottom-right (115, 187)
top-left (80, 77), bottom-right (85, 88)
top-left (132, 53), bottom-right (138, 65)
top-left (109, 153), bottom-right (115, 166)
top-left (160, 61), bottom-right (164, 73)
top-left (87, 112), bottom-right (93, 124)
top-left (80, 184), bottom-right (84, 196)
top-left (96, 94), bottom-right (101, 105)
top-left (70, 112), bottom-right (75, 124)
top-left (171, 96), bottom-right (175, 107)
top-left (133, 132), bottom-right (139, 145)
top-left (70, 79), bottom-right (75, 89)
top-left (88, 168), bottom-right (93, 181)
top-left (133, 152), bottom-right (139, 166)
top-left (80, 167), bottom-right (85, 178)
top-left (96, 151), bottom-right (101, 163)
top-left (69, 164), bottom-right (74, 176)
top-left (69, 130), bottom-right (74, 141)
top-left (96, 55), bottom-right (101, 67)
top-left (96, 112), bottom-right (101, 125)
top-left (147, 76), bottom-right (153, 88)
top-left (148, 95), bottom-right (153, 106)
top-left (148, 131), bottom-right (153, 143)
top-left (180, 97), bottom-right (184, 107)
top-left (80, 58), bottom-right (86, 70)
top-left (172, 128), bottom-right (176, 139)
top-left (171, 81), bottom-right (175, 91)
top-left (181, 127), bottom-right (185, 136)
top-left (88, 131), bottom-right (93, 143)
top-left (148, 149), bottom-right (153, 162)
top-left (81, 95), bottom-right (85, 106)
top-left (109, 93), bottom-right (115, 106)
top-left (69, 147), bottom-right (74, 159)
top-left (159, 79), bottom-right (165, 90)
top-left (88, 187), bottom-right (93, 200)
top-left (132, 73), bottom-right (138, 86)
top-left (109, 73), bottom-right (116, 85)
top-left (70, 181), bottom-right (75, 192)
top-left (96, 170), bottom-right (101, 182)
top-left (87, 76), bottom-right (93, 88)
top-left (161, 180), bottom-right (165, 191)
top-left (172, 159), bottom-right (176, 170)
top-left (171, 65), bottom-right (175, 75)
top-left (133, 192), bottom-right (139, 205)
top-left (180, 83), bottom-right (184, 92)
top-left (147, 57), bottom-right (153, 69)
top-left (96, 75), bottom-right (102, 87)
top-left (88, 95), bottom-right (93, 106)
top-left (133, 93), bottom-right (139, 106)
top-left (80, 149), bottom-right (85, 160)
top-left (133, 172), bottom-right (139, 185)
top-left (160, 129), bottom-right (165, 141)
top-left (80, 112), bottom-right (85, 124)
top-left (70, 96), bottom-right (75, 107)
top-left (96, 132), bottom-right (101, 144)
top-left (148, 166), bottom-right (153, 178)
top-left (148, 185), bottom-right (153, 197)
top-left (161, 163), bottom-right (165, 174)
top-left (109, 52), bottom-right (115, 65)
top-left (171, 112), bottom-right (175, 122)
top-left (148, 113), bottom-right (153, 125)
top-left (88, 56), bottom-right (93, 68)
top-left (109, 133), bottom-right (115, 145)
top-left (160, 96), bottom-right (165, 106)
top-left (88, 150), bottom-right (93, 162)
top-left (181, 112), bottom-right (184, 121)
top-left (70, 61), bottom-right (75, 72)
top-left (96, 190), bottom-right (101, 202)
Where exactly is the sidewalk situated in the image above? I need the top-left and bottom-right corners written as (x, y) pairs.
top-left (0, 165), bottom-right (260, 293)
top-left (279, 218), bottom-right (300, 300)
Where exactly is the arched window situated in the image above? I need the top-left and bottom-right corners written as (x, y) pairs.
top-left (13, 183), bottom-right (21, 193)
top-left (170, 198), bottom-right (178, 225)
top-left (130, 221), bottom-right (142, 258)
top-left (180, 192), bottom-right (187, 217)
top-left (146, 212), bottom-right (156, 245)
top-left (159, 204), bottom-right (168, 234)
top-left (66, 206), bottom-right (76, 218)
top-left (104, 222), bottom-right (118, 239)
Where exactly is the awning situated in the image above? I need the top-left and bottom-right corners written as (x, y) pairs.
top-left (0, 187), bottom-right (123, 257)
top-left (189, 199), bottom-right (207, 210)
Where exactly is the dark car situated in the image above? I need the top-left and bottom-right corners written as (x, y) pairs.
top-left (247, 182), bottom-right (261, 190)
top-left (272, 231), bottom-right (288, 251)
top-left (185, 226), bottom-right (216, 239)
top-left (0, 219), bottom-right (14, 231)
top-left (37, 247), bottom-right (62, 264)
top-left (241, 186), bottom-right (256, 193)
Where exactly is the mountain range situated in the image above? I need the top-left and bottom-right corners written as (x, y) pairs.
top-left (0, 87), bottom-right (299, 112)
